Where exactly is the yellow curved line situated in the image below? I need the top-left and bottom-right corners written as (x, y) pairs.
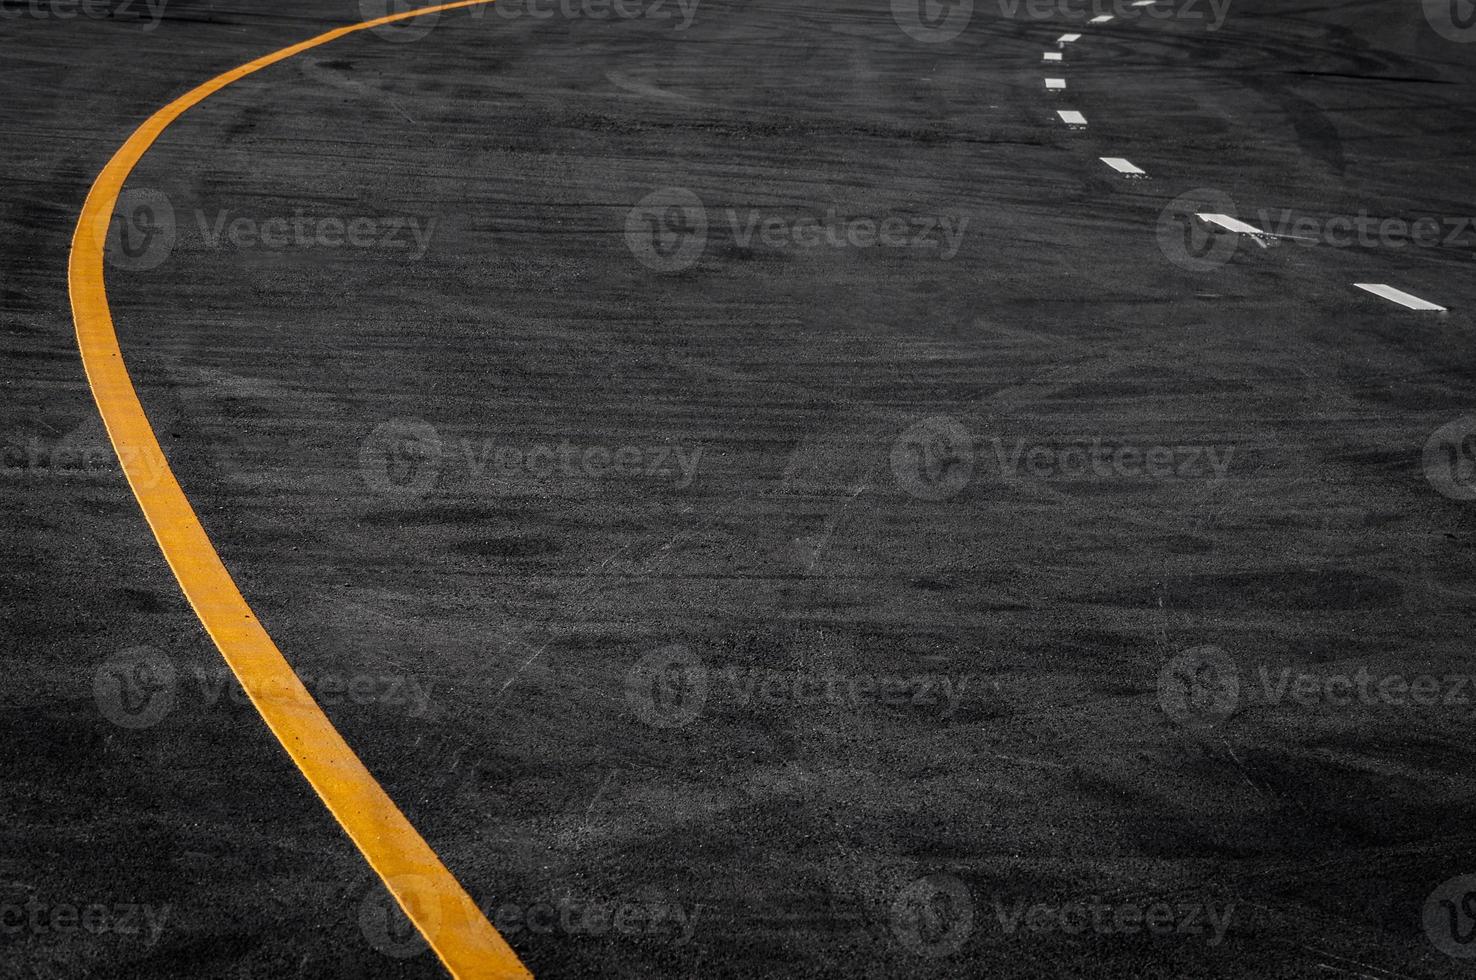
top-left (67, 4), bottom-right (530, 978)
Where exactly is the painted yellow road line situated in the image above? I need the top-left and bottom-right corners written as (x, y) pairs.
top-left (67, 4), bottom-right (530, 978)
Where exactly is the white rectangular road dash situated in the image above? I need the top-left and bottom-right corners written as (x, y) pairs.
top-left (1058, 110), bottom-right (1087, 126)
top-left (1130, 0), bottom-right (1157, 6)
top-left (1196, 213), bottom-right (1269, 236)
top-left (1100, 156), bottom-right (1145, 175)
top-left (1045, 77), bottom-right (1066, 90)
top-left (1057, 32), bottom-right (1082, 42)
top-left (1353, 283), bottom-right (1447, 311)
top-left (1044, 51), bottom-right (1063, 61)
top-left (1089, 14), bottom-right (1113, 23)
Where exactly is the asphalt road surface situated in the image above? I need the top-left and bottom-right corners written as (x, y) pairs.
top-left (5, 0), bottom-right (1476, 976)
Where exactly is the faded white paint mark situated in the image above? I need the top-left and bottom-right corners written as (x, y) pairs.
top-left (1101, 156), bottom-right (1145, 176)
top-left (1353, 283), bottom-right (1446, 311)
top-left (1196, 213), bottom-right (1268, 236)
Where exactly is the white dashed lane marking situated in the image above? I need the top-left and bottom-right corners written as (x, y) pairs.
top-left (1354, 283), bottom-right (1447, 311)
top-left (1101, 157), bottom-right (1146, 176)
top-left (1058, 109), bottom-right (1087, 126)
top-left (1196, 213), bottom-right (1270, 236)
top-left (1044, 51), bottom-right (1063, 61)
top-left (1057, 32), bottom-right (1082, 42)
top-left (1089, 14), bottom-right (1113, 23)
top-left (1196, 212), bottom-right (1318, 245)
top-left (1045, 77), bottom-right (1066, 89)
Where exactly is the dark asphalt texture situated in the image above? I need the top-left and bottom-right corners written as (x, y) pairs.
top-left (4, 0), bottom-right (1476, 976)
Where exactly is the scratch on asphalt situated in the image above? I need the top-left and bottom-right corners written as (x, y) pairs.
top-left (493, 640), bottom-right (551, 701)
top-left (806, 473), bottom-right (876, 575)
